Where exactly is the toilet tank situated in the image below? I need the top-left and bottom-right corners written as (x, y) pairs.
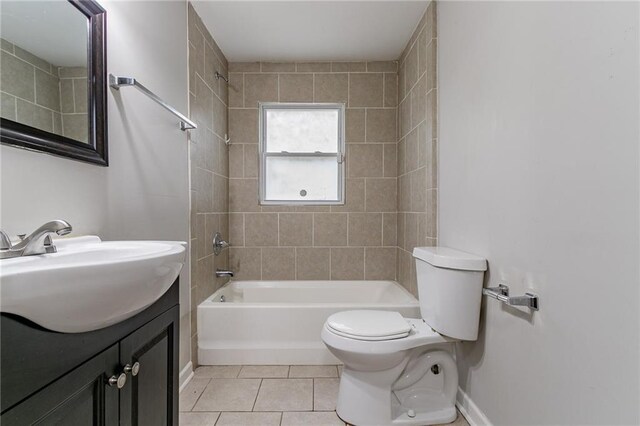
top-left (413, 247), bottom-right (487, 341)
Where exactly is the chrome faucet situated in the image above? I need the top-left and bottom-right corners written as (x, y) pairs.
top-left (215, 269), bottom-right (234, 278)
top-left (0, 220), bottom-right (72, 259)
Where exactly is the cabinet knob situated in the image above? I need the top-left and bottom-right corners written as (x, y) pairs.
top-left (124, 362), bottom-right (140, 376)
top-left (108, 372), bottom-right (127, 389)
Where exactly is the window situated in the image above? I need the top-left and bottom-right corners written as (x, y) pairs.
top-left (259, 103), bottom-right (345, 205)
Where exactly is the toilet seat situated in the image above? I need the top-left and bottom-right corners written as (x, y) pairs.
top-left (323, 317), bottom-right (453, 354)
top-left (328, 328), bottom-right (411, 341)
top-left (327, 310), bottom-right (412, 341)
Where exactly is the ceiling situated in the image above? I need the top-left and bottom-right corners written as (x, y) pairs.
top-left (0, 1), bottom-right (87, 67)
top-left (191, 1), bottom-right (429, 62)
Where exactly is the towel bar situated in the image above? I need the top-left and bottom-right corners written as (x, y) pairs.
top-left (483, 284), bottom-right (539, 310)
top-left (109, 74), bottom-right (197, 131)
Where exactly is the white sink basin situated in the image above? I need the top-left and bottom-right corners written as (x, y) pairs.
top-left (0, 236), bottom-right (186, 333)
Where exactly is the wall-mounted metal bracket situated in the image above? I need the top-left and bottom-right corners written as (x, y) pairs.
top-left (483, 284), bottom-right (539, 311)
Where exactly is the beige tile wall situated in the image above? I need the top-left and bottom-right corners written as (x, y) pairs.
top-left (227, 61), bottom-right (399, 281)
top-left (59, 66), bottom-right (88, 143)
top-left (396, 1), bottom-right (438, 297)
top-left (185, 4), bottom-right (436, 363)
top-left (188, 3), bottom-right (230, 366)
top-left (0, 38), bottom-right (88, 142)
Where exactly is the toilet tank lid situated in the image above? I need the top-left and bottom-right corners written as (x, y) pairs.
top-left (413, 247), bottom-right (487, 271)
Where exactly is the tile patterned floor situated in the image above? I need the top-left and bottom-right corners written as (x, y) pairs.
top-left (180, 365), bottom-right (470, 426)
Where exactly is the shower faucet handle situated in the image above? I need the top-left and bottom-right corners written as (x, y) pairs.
top-left (213, 232), bottom-right (230, 256)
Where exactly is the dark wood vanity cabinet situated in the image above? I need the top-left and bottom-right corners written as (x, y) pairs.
top-left (0, 280), bottom-right (180, 425)
top-left (119, 308), bottom-right (178, 426)
top-left (2, 344), bottom-right (121, 425)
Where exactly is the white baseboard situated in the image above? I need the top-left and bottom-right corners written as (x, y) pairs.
top-left (179, 361), bottom-right (194, 393)
top-left (198, 344), bottom-right (339, 366)
top-left (456, 387), bottom-right (492, 426)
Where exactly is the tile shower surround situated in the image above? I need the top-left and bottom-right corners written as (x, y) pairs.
top-left (227, 61), bottom-right (399, 282)
top-left (396, 2), bottom-right (438, 296)
top-left (0, 38), bottom-right (88, 142)
top-left (187, 1), bottom-right (438, 365)
top-left (188, 3), bottom-right (230, 367)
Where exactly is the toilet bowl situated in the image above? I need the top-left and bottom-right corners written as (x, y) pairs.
top-left (321, 247), bottom-right (487, 426)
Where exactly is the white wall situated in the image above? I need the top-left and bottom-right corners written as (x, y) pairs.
top-left (0, 0), bottom-right (192, 374)
top-left (104, 0), bottom-right (191, 376)
top-left (0, 146), bottom-right (108, 235)
top-left (438, 2), bottom-right (639, 425)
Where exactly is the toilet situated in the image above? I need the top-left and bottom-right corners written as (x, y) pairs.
top-left (321, 247), bottom-right (487, 426)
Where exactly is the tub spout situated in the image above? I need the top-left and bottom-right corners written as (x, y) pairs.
top-left (216, 269), bottom-right (234, 278)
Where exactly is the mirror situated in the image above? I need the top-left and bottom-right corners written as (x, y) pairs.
top-left (0, 0), bottom-right (107, 166)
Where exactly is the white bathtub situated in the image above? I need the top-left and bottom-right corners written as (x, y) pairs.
top-left (198, 280), bottom-right (420, 365)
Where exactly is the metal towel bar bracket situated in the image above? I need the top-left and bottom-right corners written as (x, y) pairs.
top-left (483, 284), bottom-right (539, 311)
top-left (109, 74), bottom-right (197, 131)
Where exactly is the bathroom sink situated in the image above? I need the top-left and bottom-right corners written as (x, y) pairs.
top-left (0, 236), bottom-right (186, 333)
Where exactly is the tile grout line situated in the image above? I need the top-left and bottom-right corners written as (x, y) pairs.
top-left (347, 72), bottom-right (350, 108)
top-left (382, 73), bottom-right (385, 109)
top-left (189, 377), bottom-right (212, 412)
top-left (251, 378), bottom-right (263, 412)
top-left (311, 213), bottom-right (315, 248)
top-left (242, 73), bottom-right (246, 108)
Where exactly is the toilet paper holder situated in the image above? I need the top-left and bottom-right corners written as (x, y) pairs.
top-left (483, 284), bottom-right (539, 311)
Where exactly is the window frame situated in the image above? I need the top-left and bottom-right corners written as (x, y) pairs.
top-left (258, 102), bottom-right (346, 206)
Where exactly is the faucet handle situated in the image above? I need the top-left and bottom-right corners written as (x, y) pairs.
top-left (213, 232), bottom-right (231, 256)
top-left (0, 231), bottom-right (12, 250)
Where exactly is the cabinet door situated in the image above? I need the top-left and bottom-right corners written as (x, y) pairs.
top-left (119, 306), bottom-right (179, 426)
top-left (1, 344), bottom-right (120, 426)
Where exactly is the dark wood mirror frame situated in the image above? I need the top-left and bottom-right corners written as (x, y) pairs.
top-left (0, 0), bottom-right (108, 166)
